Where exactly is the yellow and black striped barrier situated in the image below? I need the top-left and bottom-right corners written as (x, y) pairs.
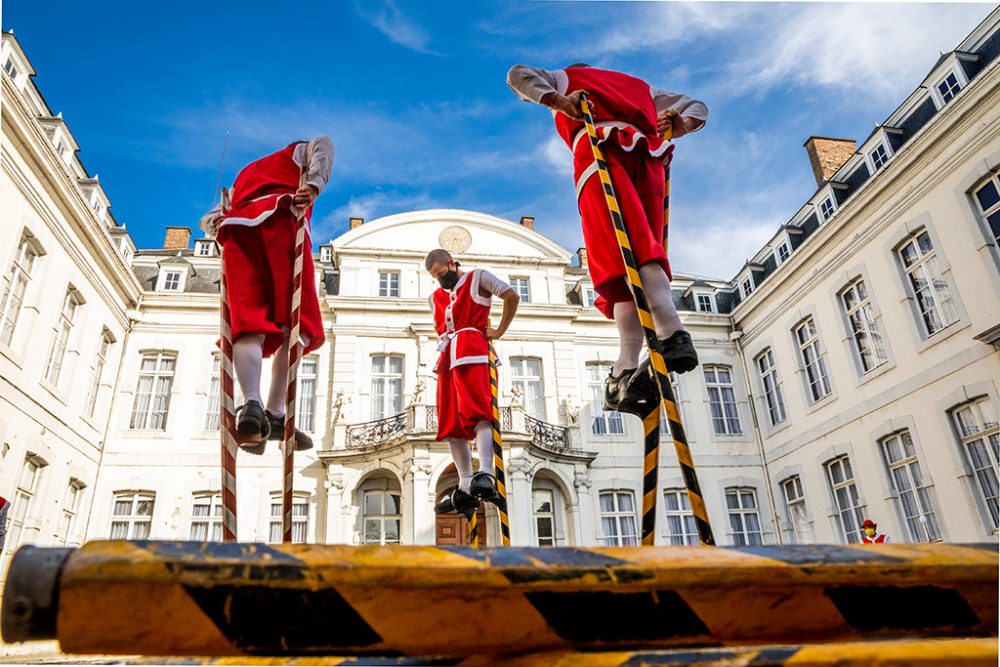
top-left (3, 542), bottom-right (995, 657)
top-left (579, 94), bottom-right (713, 546)
top-left (32, 638), bottom-right (998, 666)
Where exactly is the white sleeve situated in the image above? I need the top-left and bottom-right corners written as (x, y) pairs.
top-left (477, 270), bottom-right (513, 297)
top-left (198, 201), bottom-right (225, 237)
top-left (293, 136), bottom-right (335, 193)
top-left (651, 87), bottom-right (708, 138)
top-left (507, 65), bottom-right (568, 104)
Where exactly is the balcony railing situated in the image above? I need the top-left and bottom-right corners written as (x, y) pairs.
top-left (346, 412), bottom-right (407, 449)
top-left (345, 404), bottom-right (569, 450)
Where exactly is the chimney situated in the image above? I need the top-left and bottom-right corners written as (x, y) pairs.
top-left (578, 247), bottom-right (588, 269)
top-left (349, 217), bottom-right (364, 230)
top-left (803, 136), bottom-right (856, 186)
top-left (163, 226), bottom-right (191, 250)
top-left (519, 216), bottom-right (535, 230)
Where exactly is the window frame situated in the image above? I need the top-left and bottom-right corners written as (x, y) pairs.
top-left (825, 455), bottom-right (866, 543)
top-left (971, 170), bottom-right (1000, 250)
top-left (189, 492), bottom-right (223, 542)
top-left (704, 365), bottom-right (742, 436)
top-left (44, 288), bottom-right (82, 387)
top-left (755, 349), bottom-right (787, 427)
top-left (130, 352), bottom-right (177, 431)
top-left (949, 398), bottom-right (1000, 533)
top-left (370, 354), bottom-right (404, 420)
top-left (598, 490), bottom-right (638, 546)
top-left (109, 491), bottom-right (155, 540)
top-left (839, 278), bottom-right (889, 375)
top-left (84, 330), bottom-right (114, 418)
top-left (1, 232), bottom-right (42, 349)
top-left (879, 430), bottom-right (941, 542)
top-left (269, 492), bottom-right (310, 544)
top-left (510, 356), bottom-right (545, 419)
top-left (662, 488), bottom-right (698, 545)
top-left (781, 476), bottom-right (811, 544)
top-left (725, 487), bottom-right (763, 546)
top-left (895, 229), bottom-right (958, 338)
top-left (378, 270), bottom-right (400, 298)
top-left (586, 362), bottom-right (624, 437)
top-left (794, 317), bottom-right (833, 404)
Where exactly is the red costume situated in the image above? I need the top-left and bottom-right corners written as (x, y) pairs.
top-left (862, 533), bottom-right (889, 544)
top-left (559, 66), bottom-right (674, 320)
top-left (217, 143), bottom-right (325, 357)
top-left (431, 270), bottom-right (494, 441)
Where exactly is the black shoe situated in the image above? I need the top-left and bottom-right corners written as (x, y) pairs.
top-left (470, 472), bottom-right (500, 501)
top-left (606, 367), bottom-right (658, 416)
top-left (435, 488), bottom-right (480, 521)
top-left (266, 411), bottom-right (314, 451)
top-left (235, 401), bottom-right (270, 455)
top-left (659, 330), bottom-right (699, 374)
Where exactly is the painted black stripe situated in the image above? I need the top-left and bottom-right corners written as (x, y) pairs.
top-left (680, 464), bottom-right (703, 497)
top-left (749, 646), bottom-right (800, 665)
top-left (695, 518), bottom-right (714, 545)
top-left (139, 541), bottom-right (302, 563)
top-left (182, 584), bottom-right (382, 653)
top-left (525, 590), bottom-right (710, 642)
top-left (825, 585), bottom-right (981, 631)
top-left (620, 649), bottom-right (737, 665)
top-left (338, 660), bottom-right (461, 666)
top-left (730, 545), bottom-right (905, 565)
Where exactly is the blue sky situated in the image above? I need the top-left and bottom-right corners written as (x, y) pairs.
top-left (4, 1), bottom-right (994, 279)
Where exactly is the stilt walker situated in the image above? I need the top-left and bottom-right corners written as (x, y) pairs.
top-left (426, 249), bottom-right (520, 544)
top-left (580, 94), bottom-right (714, 545)
top-left (204, 137), bottom-right (334, 542)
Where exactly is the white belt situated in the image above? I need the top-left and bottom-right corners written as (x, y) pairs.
top-left (436, 327), bottom-right (483, 352)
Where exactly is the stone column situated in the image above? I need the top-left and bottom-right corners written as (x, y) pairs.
top-left (325, 469), bottom-right (345, 544)
top-left (507, 452), bottom-right (533, 546)
top-left (574, 469), bottom-right (596, 547)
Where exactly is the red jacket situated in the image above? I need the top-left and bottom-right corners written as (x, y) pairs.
top-left (430, 270), bottom-right (492, 372)
top-left (220, 143), bottom-right (313, 232)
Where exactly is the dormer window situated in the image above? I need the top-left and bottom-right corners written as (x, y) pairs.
top-left (155, 262), bottom-right (192, 292)
top-left (937, 72), bottom-right (961, 104)
top-left (741, 276), bottom-right (754, 299)
top-left (819, 196), bottom-right (836, 222)
top-left (162, 271), bottom-right (181, 291)
top-left (195, 240), bottom-right (216, 257)
top-left (583, 287), bottom-right (597, 307)
top-left (695, 293), bottom-right (716, 313)
top-left (320, 246), bottom-right (332, 263)
top-left (3, 58), bottom-right (17, 79)
top-left (776, 241), bottom-right (791, 264)
top-left (870, 143), bottom-right (889, 171)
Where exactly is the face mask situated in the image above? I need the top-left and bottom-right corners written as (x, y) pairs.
top-left (438, 269), bottom-right (459, 290)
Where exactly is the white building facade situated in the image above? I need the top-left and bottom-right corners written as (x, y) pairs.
top-left (1, 9), bottom-right (998, 566)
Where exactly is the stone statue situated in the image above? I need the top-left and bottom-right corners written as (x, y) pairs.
top-left (560, 397), bottom-right (580, 426)
top-left (333, 391), bottom-right (351, 424)
top-left (510, 385), bottom-right (523, 408)
top-left (408, 380), bottom-right (426, 407)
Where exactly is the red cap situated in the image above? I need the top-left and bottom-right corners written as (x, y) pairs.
top-left (862, 519), bottom-right (877, 528)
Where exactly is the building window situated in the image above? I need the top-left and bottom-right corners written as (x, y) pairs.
top-left (826, 456), bottom-right (866, 543)
top-left (599, 490), bottom-right (637, 546)
top-left (130, 352), bottom-right (176, 430)
top-left (663, 488), bottom-right (698, 545)
top-left (795, 318), bottom-right (832, 403)
top-left (587, 363), bottom-right (623, 435)
top-left (880, 431), bottom-right (941, 542)
top-left (704, 365), bottom-right (741, 435)
top-left (725, 487), bottom-right (763, 546)
top-left (378, 271), bottom-right (400, 297)
top-left (205, 356), bottom-right (222, 432)
top-left (1, 233), bottom-right (40, 347)
top-left (8, 455), bottom-right (47, 552)
top-left (840, 278), bottom-right (888, 374)
top-left (298, 357), bottom-right (318, 432)
top-left (755, 350), bottom-right (786, 426)
top-left (195, 241), bottom-right (215, 257)
top-left (362, 483), bottom-right (401, 545)
top-left (583, 287), bottom-right (597, 308)
top-left (84, 332), bottom-right (113, 418)
top-left (109, 492), bottom-right (155, 540)
top-left (320, 246), bottom-right (332, 263)
top-left (511, 357), bottom-right (544, 418)
top-left (370, 355), bottom-right (403, 420)
top-left (189, 493), bottom-right (223, 542)
top-left (511, 277), bottom-right (531, 303)
top-left (740, 277), bottom-right (754, 299)
top-left (696, 293), bottom-right (715, 313)
top-left (45, 289), bottom-right (81, 386)
top-left (938, 72), bottom-right (961, 103)
top-left (3, 58), bottom-right (18, 79)
top-left (57, 480), bottom-right (85, 546)
top-left (819, 195), bottom-right (836, 221)
top-left (533, 488), bottom-right (556, 546)
top-left (270, 494), bottom-right (309, 543)
top-left (972, 172), bottom-right (1000, 247)
top-left (897, 230), bottom-right (958, 336)
top-left (777, 242), bottom-right (791, 264)
top-left (781, 476), bottom-right (812, 544)
top-left (951, 398), bottom-right (999, 531)
top-left (870, 143), bottom-right (889, 171)
top-left (160, 271), bottom-right (182, 292)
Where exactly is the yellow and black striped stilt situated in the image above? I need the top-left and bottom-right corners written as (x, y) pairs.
top-left (580, 94), bottom-right (714, 546)
top-left (638, 114), bottom-right (676, 545)
top-left (489, 344), bottom-right (511, 546)
top-left (469, 439), bottom-right (480, 547)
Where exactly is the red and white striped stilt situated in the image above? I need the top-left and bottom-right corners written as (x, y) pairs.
top-left (217, 187), bottom-right (247, 543)
top-left (282, 170), bottom-right (309, 543)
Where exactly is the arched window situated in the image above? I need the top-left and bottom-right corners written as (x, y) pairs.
top-left (358, 474), bottom-right (402, 545)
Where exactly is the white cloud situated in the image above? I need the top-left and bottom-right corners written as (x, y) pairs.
top-left (315, 189), bottom-right (437, 242)
top-left (355, 0), bottom-right (436, 54)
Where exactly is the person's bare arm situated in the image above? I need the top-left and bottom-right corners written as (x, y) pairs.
top-left (486, 289), bottom-right (520, 340)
